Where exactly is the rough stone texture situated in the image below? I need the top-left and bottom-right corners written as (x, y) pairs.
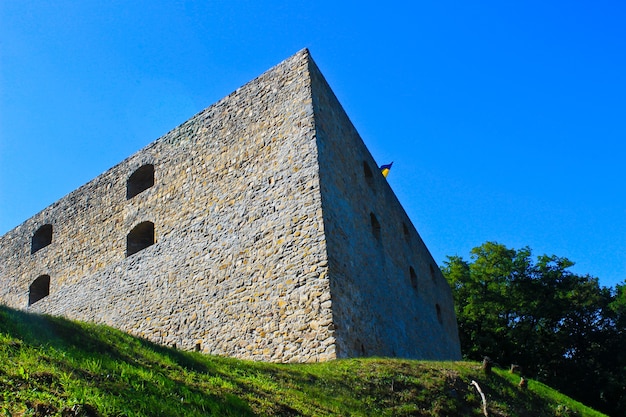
top-left (0, 49), bottom-right (461, 362)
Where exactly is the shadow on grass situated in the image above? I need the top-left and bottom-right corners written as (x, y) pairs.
top-left (0, 305), bottom-right (255, 416)
top-left (0, 305), bottom-right (211, 372)
top-left (0, 306), bottom-right (603, 416)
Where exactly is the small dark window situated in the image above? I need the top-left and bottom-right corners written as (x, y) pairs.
top-left (31, 224), bottom-right (53, 254)
top-left (409, 266), bottom-right (418, 291)
top-left (370, 212), bottom-right (381, 240)
top-left (127, 164), bottom-right (154, 199)
top-left (403, 223), bottom-right (410, 242)
top-left (363, 161), bottom-right (374, 187)
top-left (430, 264), bottom-right (437, 281)
top-left (436, 304), bottom-right (443, 324)
top-left (29, 275), bottom-right (50, 306)
top-left (127, 221), bottom-right (155, 257)
top-left (355, 339), bottom-right (365, 356)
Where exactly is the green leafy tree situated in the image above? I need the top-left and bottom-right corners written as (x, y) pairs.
top-left (601, 282), bottom-right (626, 412)
top-left (442, 242), bottom-right (623, 416)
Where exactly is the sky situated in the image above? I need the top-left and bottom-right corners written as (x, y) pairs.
top-left (1, 1), bottom-right (625, 288)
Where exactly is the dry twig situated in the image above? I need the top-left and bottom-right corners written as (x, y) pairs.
top-left (471, 379), bottom-right (489, 416)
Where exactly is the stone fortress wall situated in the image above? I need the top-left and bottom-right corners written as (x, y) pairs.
top-left (0, 49), bottom-right (461, 362)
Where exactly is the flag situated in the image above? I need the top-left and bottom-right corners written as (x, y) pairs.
top-left (380, 162), bottom-right (393, 178)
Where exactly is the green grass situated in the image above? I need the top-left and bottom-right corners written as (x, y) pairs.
top-left (0, 305), bottom-right (607, 416)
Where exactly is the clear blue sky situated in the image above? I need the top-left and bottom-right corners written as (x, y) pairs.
top-left (1, 1), bottom-right (625, 288)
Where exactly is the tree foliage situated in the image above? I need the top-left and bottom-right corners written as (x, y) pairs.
top-left (442, 242), bottom-right (626, 416)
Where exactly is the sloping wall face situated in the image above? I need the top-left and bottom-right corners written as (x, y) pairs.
top-left (0, 50), bottom-right (336, 362)
top-left (308, 59), bottom-right (462, 360)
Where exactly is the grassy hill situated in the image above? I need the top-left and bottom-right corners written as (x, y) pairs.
top-left (0, 305), bottom-right (607, 416)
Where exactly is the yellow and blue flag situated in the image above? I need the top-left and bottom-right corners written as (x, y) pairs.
top-left (380, 162), bottom-right (393, 178)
